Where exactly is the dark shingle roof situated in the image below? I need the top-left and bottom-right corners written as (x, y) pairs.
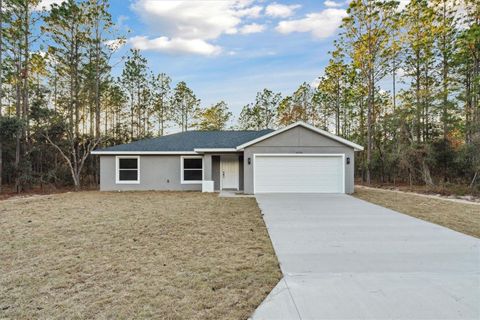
top-left (96, 130), bottom-right (274, 152)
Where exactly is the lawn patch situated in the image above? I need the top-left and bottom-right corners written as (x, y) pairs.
top-left (354, 186), bottom-right (480, 238)
top-left (0, 191), bottom-right (281, 319)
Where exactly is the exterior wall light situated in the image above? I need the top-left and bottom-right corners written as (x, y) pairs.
top-left (248, 157), bottom-right (251, 165)
top-left (346, 157), bottom-right (350, 165)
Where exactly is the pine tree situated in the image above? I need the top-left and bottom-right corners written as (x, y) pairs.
top-left (171, 81), bottom-right (200, 132)
top-left (120, 49), bottom-right (148, 139)
top-left (341, 0), bottom-right (399, 184)
top-left (151, 72), bottom-right (171, 136)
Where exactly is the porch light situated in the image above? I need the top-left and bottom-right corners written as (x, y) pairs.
top-left (346, 157), bottom-right (350, 165)
top-left (248, 157), bottom-right (251, 165)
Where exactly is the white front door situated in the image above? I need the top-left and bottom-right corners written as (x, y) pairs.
top-left (221, 155), bottom-right (239, 190)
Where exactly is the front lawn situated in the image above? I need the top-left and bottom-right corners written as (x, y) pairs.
top-left (0, 192), bottom-right (281, 319)
top-left (354, 186), bottom-right (480, 238)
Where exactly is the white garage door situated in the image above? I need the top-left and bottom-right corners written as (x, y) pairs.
top-left (254, 154), bottom-right (344, 193)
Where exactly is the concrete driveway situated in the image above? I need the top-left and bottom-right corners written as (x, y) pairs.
top-left (251, 194), bottom-right (480, 320)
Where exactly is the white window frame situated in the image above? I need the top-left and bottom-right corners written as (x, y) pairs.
top-left (116, 155), bottom-right (140, 184)
top-left (181, 155), bottom-right (204, 184)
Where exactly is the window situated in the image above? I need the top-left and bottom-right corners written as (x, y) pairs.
top-left (181, 156), bottom-right (203, 184)
top-left (116, 156), bottom-right (140, 184)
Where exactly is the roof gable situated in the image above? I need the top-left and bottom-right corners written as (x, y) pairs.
top-left (236, 122), bottom-right (364, 151)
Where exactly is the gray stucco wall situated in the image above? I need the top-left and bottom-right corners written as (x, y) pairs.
top-left (243, 126), bottom-right (355, 194)
top-left (99, 155), bottom-right (202, 191)
top-left (212, 156), bottom-right (220, 190)
top-left (239, 156), bottom-right (244, 190)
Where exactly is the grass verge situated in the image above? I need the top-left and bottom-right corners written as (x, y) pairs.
top-left (354, 186), bottom-right (480, 238)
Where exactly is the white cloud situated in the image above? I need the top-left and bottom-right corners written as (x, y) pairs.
top-left (265, 2), bottom-right (301, 18)
top-left (130, 0), bottom-right (266, 56)
top-left (131, 0), bottom-right (263, 40)
top-left (105, 39), bottom-right (127, 52)
top-left (398, 0), bottom-right (409, 10)
top-left (35, 0), bottom-right (64, 11)
top-left (310, 77), bottom-right (321, 88)
top-left (237, 5), bottom-right (263, 18)
top-left (129, 36), bottom-right (222, 56)
top-left (240, 23), bottom-right (266, 34)
top-left (324, 0), bottom-right (343, 8)
top-left (276, 9), bottom-right (347, 39)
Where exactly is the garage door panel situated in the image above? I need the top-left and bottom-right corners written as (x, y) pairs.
top-left (254, 155), bottom-right (344, 193)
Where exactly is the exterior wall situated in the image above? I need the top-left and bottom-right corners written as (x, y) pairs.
top-left (100, 155), bottom-right (202, 191)
top-left (243, 126), bottom-right (356, 194)
top-left (212, 156), bottom-right (220, 190)
top-left (239, 156), bottom-right (244, 190)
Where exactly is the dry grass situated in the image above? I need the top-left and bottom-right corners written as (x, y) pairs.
top-left (354, 186), bottom-right (480, 238)
top-left (0, 192), bottom-right (281, 319)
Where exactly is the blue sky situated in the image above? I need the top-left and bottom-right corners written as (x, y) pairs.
top-left (105, 0), bottom-right (349, 119)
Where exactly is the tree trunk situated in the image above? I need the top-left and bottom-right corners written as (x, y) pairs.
top-left (366, 72), bottom-right (373, 185)
top-left (422, 161), bottom-right (434, 187)
top-left (15, 46), bottom-right (22, 193)
top-left (0, 0), bottom-right (3, 193)
top-left (470, 171), bottom-right (478, 189)
top-left (95, 13), bottom-right (101, 140)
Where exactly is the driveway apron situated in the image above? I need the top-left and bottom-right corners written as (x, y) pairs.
top-left (251, 194), bottom-right (480, 320)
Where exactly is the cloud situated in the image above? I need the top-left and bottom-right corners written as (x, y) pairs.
top-left (276, 9), bottom-right (347, 39)
top-left (34, 0), bottom-right (64, 10)
top-left (240, 23), bottom-right (266, 34)
top-left (324, 0), bottom-right (343, 8)
top-left (105, 39), bottom-right (127, 52)
top-left (265, 2), bottom-right (301, 18)
top-left (237, 5), bottom-right (263, 18)
top-left (129, 36), bottom-right (222, 56)
top-left (130, 0), bottom-right (267, 56)
top-left (131, 0), bottom-right (263, 40)
top-left (310, 77), bottom-right (321, 88)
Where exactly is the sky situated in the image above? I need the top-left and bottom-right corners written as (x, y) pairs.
top-left (106, 0), bottom-right (352, 120)
top-left (41, 0), bottom-right (352, 120)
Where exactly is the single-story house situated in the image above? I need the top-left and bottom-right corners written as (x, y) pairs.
top-left (91, 121), bottom-right (363, 194)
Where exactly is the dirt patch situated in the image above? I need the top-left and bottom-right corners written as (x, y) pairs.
top-left (0, 191), bottom-right (281, 319)
top-left (354, 187), bottom-right (480, 238)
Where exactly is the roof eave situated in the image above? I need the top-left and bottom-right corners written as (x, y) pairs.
top-left (91, 150), bottom-right (198, 155)
top-left (193, 148), bottom-right (239, 153)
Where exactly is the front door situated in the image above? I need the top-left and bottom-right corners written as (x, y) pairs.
top-left (221, 155), bottom-right (239, 190)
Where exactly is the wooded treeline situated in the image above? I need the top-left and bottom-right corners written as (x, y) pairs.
top-left (0, 0), bottom-right (478, 193)
top-left (239, 0), bottom-right (480, 191)
top-left (0, 0), bottom-right (232, 192)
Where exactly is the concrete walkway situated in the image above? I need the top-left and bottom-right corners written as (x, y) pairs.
top-left (251, 194), bottom-right (480, 320)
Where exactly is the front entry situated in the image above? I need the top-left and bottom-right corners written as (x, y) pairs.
top-left (220, 155), bottom-right (239, 190)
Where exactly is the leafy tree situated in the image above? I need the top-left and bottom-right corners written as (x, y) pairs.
top-left (195, 101), bottom-right (231, 131)
top-left (239, 89), bottom-right (281, 130)
top-left (278, 83), bottom-right (317, 126)
top-left (171, 81), bottom-right (200, 132)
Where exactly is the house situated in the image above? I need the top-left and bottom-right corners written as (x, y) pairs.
top-left (91, 121), bottom-right (364, 194)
